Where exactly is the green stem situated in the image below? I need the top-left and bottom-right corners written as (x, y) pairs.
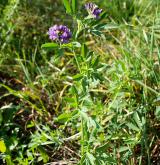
top-left (81, 115), bottom-right (84, 156)
top-left (72, 48), bottom-right (81, 73)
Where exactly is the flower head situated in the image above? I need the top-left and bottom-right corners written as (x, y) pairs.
top-left (48, 25), bottom-right (72, 43)
top-left (85, 2), bottom-right (102, 19)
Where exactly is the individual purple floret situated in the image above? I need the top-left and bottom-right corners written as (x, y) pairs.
top-left (85, 2), bottom-right (102, 19)
top-left (48, 25), bottom-right (72, 43)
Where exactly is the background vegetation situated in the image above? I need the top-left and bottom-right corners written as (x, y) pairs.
top-left (0, 0), bottom-right (160, 164)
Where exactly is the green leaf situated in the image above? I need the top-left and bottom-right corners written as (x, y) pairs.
top-left (62, 42), bottom-right (81, 48)
top-left (155, 106), bottom-right (160, 119)
top-left (73, 74), bottom-right (83, 81)
top-left (133, 112), bottom-right (142, 129)
top-left (118, 146), bottom-right (130, 152)
top-left (92, 56), bottom-right (99, 68)
top-left (72, 0), bottom-right (77, 14)
top-left (72, 41), bottom-right (81, 47)
top-left (0, 140), bottom-right (6, 153)
top-left (82, 76), bottom-right (88, 93)
top-left (91, 30), bottom-right (105, 39)
top-left (97, 24), bottom-right (120, 30)
top-left (87, 153), bottom-right (96, 165)
top-left (102, 113), bottom-right (115, 124)
top-left (80, 111), bottom-right (89, 121)
top-left (38, 146), bottom-right (49, 163)
top-left (41, 43), bottom-right (59, 49)
top-left (57, 113), bottom-right (72, 123)
top-left (81, 44), bottom-right (87, 58)
top-left (95, 143), bottom-right (110, 152)
top-left (64, 97), bottom-right (75, 103)
top-left (127, 123), bottom-right (140, 132)
top-left (63, 0), bottom-right (72, 14)
top-left (57, 110), bottom-right (78, 123)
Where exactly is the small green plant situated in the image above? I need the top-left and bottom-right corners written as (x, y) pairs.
top-left (41, 1), bottom-right (109, 164)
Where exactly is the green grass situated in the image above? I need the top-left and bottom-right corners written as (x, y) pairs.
top-left (0, 0), bottom-right (160, 164)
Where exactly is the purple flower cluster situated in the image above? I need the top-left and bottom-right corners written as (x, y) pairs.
top-left (85, 2), bottom-right (102, 19)
top-left (48, 3), bottom-right (103, 43)
top-left (48, 25), bottom-right (72, 43)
